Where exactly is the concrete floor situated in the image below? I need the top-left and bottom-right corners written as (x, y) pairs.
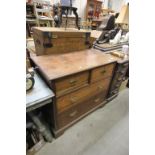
top-left (36, 89), bottom-right (129, 155)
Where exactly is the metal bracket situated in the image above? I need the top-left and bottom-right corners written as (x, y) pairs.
top-left (85, 32), bottom-right (91, 46)
top-left (43, 32), bottom-right (53, 48)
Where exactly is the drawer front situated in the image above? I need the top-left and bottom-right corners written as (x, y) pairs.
top-left (57, 92), bottom-right (107, 128)
top-left (91, 63), bottom-right (115, 83)
top-left (55, 71), bottom-right (89, 97)
top-left (56, 78), bottom-right (111, 114)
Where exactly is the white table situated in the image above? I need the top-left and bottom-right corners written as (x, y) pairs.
top-left (26, 72), bottom-right (54, 142)
top-left (26, 72), bottom-right (55, 112)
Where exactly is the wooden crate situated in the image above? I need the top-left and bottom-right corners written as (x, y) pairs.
top-left (33, 27), bottom-right (91, 56)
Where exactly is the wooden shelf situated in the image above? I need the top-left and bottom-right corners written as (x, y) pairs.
top-left (86, 0), bottom-right (103, 20)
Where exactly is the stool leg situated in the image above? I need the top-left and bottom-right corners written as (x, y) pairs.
top-left (73, 9), bottom-right (80, 30)
top-left (59, 11), bottom-right (63, 27)
top-left (65, 9), bottom-right (69, 29)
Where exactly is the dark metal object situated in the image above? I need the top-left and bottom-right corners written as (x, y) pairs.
top-left (98, 15), bottom-right (115, 31)
top-left (59, 6), bottom-right (80, 30)
top-left (85, 32), bottom-right (91, 46)
top-left (28, 112), bottom-right (53, 142)
top-left (43, 32), bottom-right (53, 48)
top-left (96, 27), bottom-right (120, 44)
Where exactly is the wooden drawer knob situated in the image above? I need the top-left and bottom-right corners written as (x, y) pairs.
top-left (70, 97), bottom-right (78, 103)
top-left (94, 98), bottom-right (100, 103)
top-left (69, 110), bottom-right (78, 117)
top-left (100, 70), bottom-right (106, 74)
top-left (69, 79), bottom-right (77, 85)
top-left (98, 86), bottom-right (104, 90)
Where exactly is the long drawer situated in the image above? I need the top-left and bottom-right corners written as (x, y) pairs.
top-left (56, 77), bottom-right (111, 114)
top-left (90, 63), bottom-right (115, 83)
top-left (55, 71), bottom-right (89, 97)
top-left (57, 92), bottom-right (107, 128)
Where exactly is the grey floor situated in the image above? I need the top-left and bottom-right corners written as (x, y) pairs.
top-left (36, 89), bottom-right (129, 155)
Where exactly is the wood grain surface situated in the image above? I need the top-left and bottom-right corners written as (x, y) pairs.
top-left (30, 49), bottom-right (117, 81)
top-left (33, 27), bottom-right (92, 56)
top-left (32, 27), bottom-right (91, 33)
top-left (56, 78), bottom-right (111, 113)
top-left (90, 63), bottom-right (115, 83)
top-left (57, 91), bottom-right (107, 128)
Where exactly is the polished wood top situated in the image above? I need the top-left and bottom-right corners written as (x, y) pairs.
top-left (33, 27), bottom-right (91, 33)
top-left (30, 49), bottom-right (117, 81)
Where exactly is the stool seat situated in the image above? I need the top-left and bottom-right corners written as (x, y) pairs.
top-left (59, 6), bottom-right (80, 30)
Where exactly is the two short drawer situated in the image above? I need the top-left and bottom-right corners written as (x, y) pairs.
top-left (56, 78), bottom-right (111, 114)
top-left (55, 63), bottom-right (115, 97)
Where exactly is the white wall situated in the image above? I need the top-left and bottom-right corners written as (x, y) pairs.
top-left (72, 0), bottom-right (87, 20)
top-left (104, 0), bottom-right (109, 9)
top-left (111, 0), bottom-right (129, 12)
top-left (51, 0), bottom-right (129, 20)
top-left (111, 0), bottom-right (123, 12)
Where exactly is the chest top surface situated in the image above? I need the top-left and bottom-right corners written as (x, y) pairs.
top-left (33, 27), bottom-right (91, 33)
top-left (30, 49), bottom-right (117, 80)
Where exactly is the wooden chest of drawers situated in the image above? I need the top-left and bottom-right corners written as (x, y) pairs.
top-left (29, 48), bottom-right (117, 137)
